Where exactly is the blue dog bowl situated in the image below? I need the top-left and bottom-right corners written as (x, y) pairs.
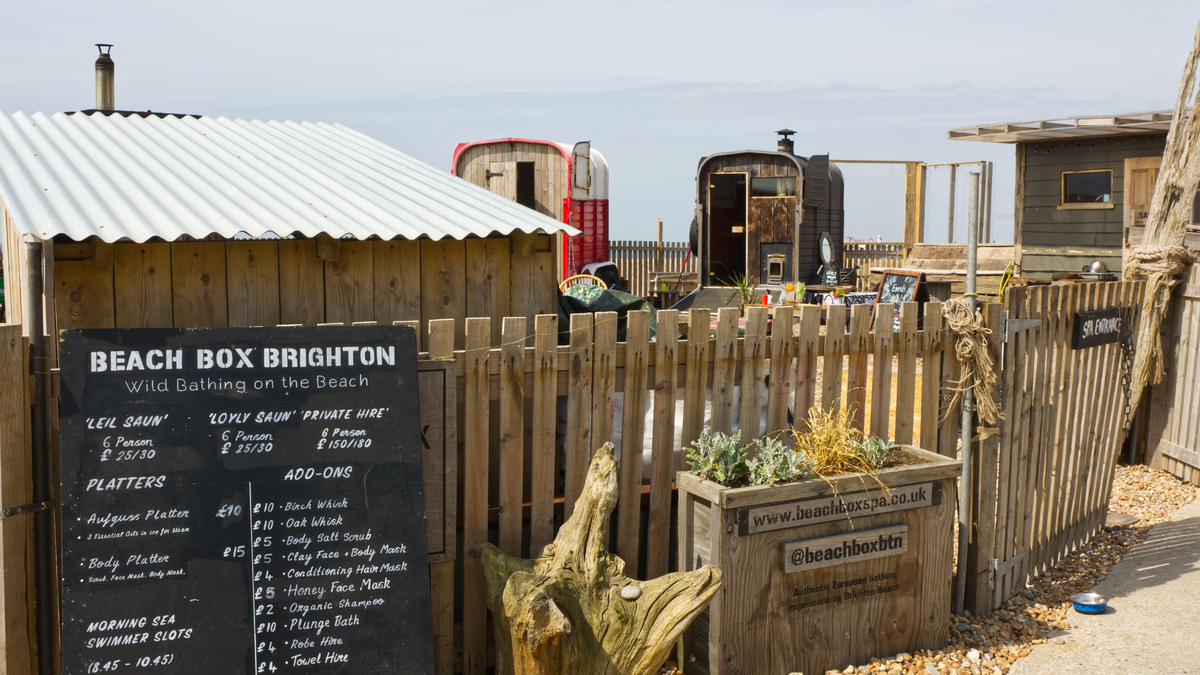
top-left (1070, 592), bottom-right (1108, 614)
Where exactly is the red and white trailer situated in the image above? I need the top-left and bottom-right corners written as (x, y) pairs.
top-left (453, 138), bottom-right (609, 279)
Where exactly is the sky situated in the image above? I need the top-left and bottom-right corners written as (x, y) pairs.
top-left (2, 0), bottom-right (1197, 244)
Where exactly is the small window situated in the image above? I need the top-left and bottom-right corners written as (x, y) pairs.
top-left (516, 162), bottom-right (536, 209)
top-left (1060, 169), bottom-right (1113, 209)
top-left (751, 176), bottom-right (797, 198)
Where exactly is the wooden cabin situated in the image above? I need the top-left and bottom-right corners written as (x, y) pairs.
top-left (0, 112), bottom-right (576, 349)
top-left (950, 110), bottom-right (1200, 278)
top-left (693, 130), bottom-right (844, 287)
top-left (453, 138), bottom-right (609, 279)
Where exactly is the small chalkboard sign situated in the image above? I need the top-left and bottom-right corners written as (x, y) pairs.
top-left (58, 326), bottom-right (434, 675)
top-left (873, 269), bottom-right (929, 328)
top-left (1072, 307), bottom-right (1123, 349)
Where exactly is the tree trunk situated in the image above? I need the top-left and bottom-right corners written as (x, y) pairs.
top-left (478, 443), bottom-right (721, 675)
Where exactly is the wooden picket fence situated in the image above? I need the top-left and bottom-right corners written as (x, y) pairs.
top-left (1146, 264), bottom-right (1200, 484)
top-left (609, 240), bottom-right (696, 298)
top-left (430, 302), bottom-right (947, 673)
top-left (960, 281), bottom-right (1146, 614)
top-left (843, 242), bottom-right (906, 291)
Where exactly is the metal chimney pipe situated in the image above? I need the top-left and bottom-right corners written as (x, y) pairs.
top-left (95, 44), bottom-right (114, 111)
top-left (775, 128), bottom-right (796, 155)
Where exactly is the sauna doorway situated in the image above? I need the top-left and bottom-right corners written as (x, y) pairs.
top-left (708, 172), bottom-right (747, 284)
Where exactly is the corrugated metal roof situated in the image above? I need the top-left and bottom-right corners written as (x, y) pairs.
top-left (0, 111), bottom-right (579, 243)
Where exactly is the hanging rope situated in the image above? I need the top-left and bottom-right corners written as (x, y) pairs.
top-left (939, 295), bottom-right (1003, 426)
top-left (1125, 245), bottom-right (1197, 387)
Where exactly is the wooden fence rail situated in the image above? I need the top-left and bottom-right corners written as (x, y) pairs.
top-left (843, 242), bottom-right (906, 291)
top-left (426, 302), bottom-right (945, 672)
top-left (961, 281), bottom-right (1146, 615)
top-left (609, 240), bottom-right (696, 298)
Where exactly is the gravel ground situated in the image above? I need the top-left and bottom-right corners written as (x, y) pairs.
top-left (818, 465), bottom-right (1197, 675)
top-left (659, 465), bottom-right (1196, 675)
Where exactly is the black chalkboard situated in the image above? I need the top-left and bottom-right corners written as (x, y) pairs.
top-left (873, 270), bottom-right (929, 328)
top-left (57, 326), bottom-right (434, 675)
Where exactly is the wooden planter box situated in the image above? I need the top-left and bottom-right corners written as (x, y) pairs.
top-left (677, 446), bottom-right (961, 675)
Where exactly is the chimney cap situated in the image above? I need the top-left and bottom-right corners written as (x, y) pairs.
top-left (96, 44), bottom-right (113, 55)
top-left (776, 128), bottom-right (796, 138)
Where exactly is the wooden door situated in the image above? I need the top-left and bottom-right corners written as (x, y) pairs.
top-left (488, 161), bottom-right (517, 201)
top-left (1124, 156), bottom-right (1161, 229)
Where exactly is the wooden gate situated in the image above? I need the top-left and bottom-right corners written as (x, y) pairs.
top-left (1146, 265), bottom-right (1200, 483)
top-left (962, 281), bottom-right (1145, 615)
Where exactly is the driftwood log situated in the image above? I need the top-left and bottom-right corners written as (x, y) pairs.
top-left (478, 443), bottom-right (721, 675)
top-left (1125, 18), bottom-right (1200, 406)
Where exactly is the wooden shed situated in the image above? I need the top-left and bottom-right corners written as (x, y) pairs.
top-left (949, 110), bottom-right (1200, 278)
top-left (692, 130), bottom-right (844, 287)
top-left (0, 111), bottom-right (577, 348)
top-left (452, 138), bottom-right (609, 278)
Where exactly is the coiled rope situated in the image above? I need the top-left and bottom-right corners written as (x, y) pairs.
top-left (939, 295), bottom-right (1003, 426)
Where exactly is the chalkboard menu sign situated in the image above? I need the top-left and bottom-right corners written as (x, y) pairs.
top-left (57, 326), bottom-right (434, 675)
top-left (873, 270), bottom-right (929, 328)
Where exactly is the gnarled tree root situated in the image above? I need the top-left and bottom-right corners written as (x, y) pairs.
top-left (479, 443), bottom-right (721, 675)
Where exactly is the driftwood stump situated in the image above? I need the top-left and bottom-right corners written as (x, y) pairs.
top-left (479, 443), bottom-right (721, 675)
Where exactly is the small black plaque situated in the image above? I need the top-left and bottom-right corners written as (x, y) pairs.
top-left (1072, 307), bottom-right (1122, 349)
top-left (58, 326), bottom-right (434, 675)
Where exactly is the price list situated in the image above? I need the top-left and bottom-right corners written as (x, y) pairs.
top-left (58, 326), bottom-right (434, 675)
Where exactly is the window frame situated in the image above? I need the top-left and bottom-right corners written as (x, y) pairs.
top-left (749, 176), bottom-right (798, 199)
top-left (1058, 169), bottom-right (1115, 210)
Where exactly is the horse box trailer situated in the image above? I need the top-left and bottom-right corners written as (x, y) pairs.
top-left (691, 130), bottom-right (845, 289)
top-left (454, 138), bottom-right (609, 280)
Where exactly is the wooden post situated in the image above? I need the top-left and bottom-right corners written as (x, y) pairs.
top-left (0, 325), bottom-right (33, 674)
top-left (656, 219), bottom-right (664, 273)
top-left (947, 164), bottom-right (957, 244)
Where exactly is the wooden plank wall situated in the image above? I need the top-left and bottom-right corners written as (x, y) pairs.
top-left (963, 280), bottom-right (1146, 617)
top-left (46, 234), bottom-right (557, 349)
top-left (1146, 264), bottom-right (1200, 484)
top-left (428, 302), bottom-right (944, 672)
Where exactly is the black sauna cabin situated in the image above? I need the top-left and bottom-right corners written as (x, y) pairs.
top-left (689, 130), bottom-right (845, 289)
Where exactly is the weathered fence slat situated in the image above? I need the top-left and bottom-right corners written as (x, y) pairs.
top-left (711, 308), bottom-right (739, 434)
top-left (647, 309), bottom-right (679, 579)
top-left (739, 307), bottom-right (769, 447)
top-left (461, 317), bottom-right (491, 675)
top-left (682, 308), bottom-right (710, 454)
top-left (869, 304), bottom-right (895, 439)
top-left (498, 316), bottom-right (527, 557)
top-left (565, 313), bottom-right (593, 520)
top-left (847, 304), bottom-right (872, 431)
top-left (426, 319), bottom-right (456, 674)
top-left (530, 314), bottom-right (558, 553)
top-left (592, 312), bottom-right (618, 447)
top-left (766, 306), bottom-right (795, 437)
top-left (794, 305), bottom-right (821, 432)
top-left (617, 310), bottom-right (650, 574)
top-left (823, 305), bottom-right (848, 414)
top-left (921, 302), bottom-right (944, 454)
top-left (895, 302), bottom-right (919, 445)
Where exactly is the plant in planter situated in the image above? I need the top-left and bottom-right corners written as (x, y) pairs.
top-left (676, 407), bottom-right (962, 675)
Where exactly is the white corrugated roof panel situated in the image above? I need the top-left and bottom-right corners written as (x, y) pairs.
top-left (0, 111), bottom-right (579, 243)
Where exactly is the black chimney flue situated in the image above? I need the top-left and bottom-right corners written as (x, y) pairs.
top-left (95, 44), bottom-right (114, 111)
top-left (776, 128), bottom-right (795, 155)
